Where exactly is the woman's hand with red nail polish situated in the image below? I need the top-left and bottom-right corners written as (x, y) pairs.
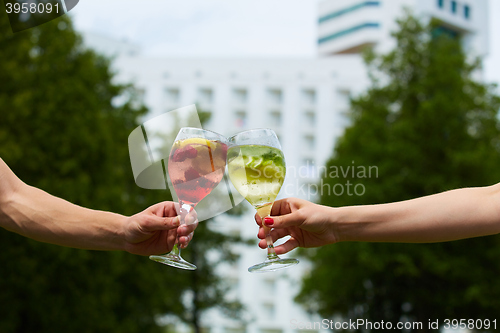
top-left (254, 198), bottom-right (339, 254)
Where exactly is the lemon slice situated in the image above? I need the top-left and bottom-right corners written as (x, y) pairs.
top-left (178, 138), bottom-right (216, 150)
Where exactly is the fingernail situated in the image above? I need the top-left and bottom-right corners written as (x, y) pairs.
top-left (264, 217), bottom-right (274, 226)
top-left (172, 216), bottom-right (180, 227)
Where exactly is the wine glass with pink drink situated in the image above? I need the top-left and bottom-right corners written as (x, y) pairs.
top-left (149, 127), bottom-right (228, 270)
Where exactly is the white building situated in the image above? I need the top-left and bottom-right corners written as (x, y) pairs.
top-left (112, 56), bottom-right (367, 333)
top-left (318, 0), bottom-right (489, 58)
top-left (82, 1), bottom-right (489, 333)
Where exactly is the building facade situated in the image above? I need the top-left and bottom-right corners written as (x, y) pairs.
top-left (317, 0), bottom-right (488, 57)
top-left (82, 1), bottom-right (489, 333)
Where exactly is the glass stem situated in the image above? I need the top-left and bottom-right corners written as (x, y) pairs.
top-left (171, 243), bottom-right (180, 256)
top-left (256, 202), bottom-right (279, 261)
top-left (263, 225), bottom-right (279, 260)
top-left (175, 202), bottom-right (194, 257)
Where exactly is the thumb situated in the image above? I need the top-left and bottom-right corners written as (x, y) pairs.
top-left (141, 215), bottom-right (180, 232)
top-left (264, 211), bottom-right (303, 229)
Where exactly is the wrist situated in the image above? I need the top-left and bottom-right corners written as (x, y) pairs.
top-left (102, 212), bottom-right (129, 252)
top-left (311, 203), bottom-right (343, 245)
top-left (0, 182), bottom-right (29, 234)
top-left (330, 205), bottom-right (361, 243)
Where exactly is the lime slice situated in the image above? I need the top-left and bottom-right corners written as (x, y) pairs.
top-left (245, 156), bottom-right (264, 169)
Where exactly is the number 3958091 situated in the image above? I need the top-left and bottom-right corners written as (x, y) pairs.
top-left (443, 319), bottom-right (497, 330)
top-left (5, 2), bottom-right (59, 14)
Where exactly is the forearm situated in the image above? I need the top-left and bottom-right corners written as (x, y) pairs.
top-left (335, 185), bottom-right (500, 243)
top-left (0, 162), bottom-right (127, 251)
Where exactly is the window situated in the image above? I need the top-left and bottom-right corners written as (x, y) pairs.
top-left (318, 22), bottom-right (380, 44)
top-left (262, 278), bottom-right (275, 295)
top-left (267, 88), bottom-right (282, 104)
top-left (262, 303), bottom-right (275, 321)
top-left (464, 5), bottom-right (470, 19)
top-left (269, 110), bottom-right (281, 127)
top-left (451, 0), bottom-right (457, 13)
top-left (234, 110), bottom-right (246, 128)
top-left (232, 88), bottom-right (247, 104)
top-left (304, 111), bottom-right (315, 127)
top-left (432, 25), bottom-right (459, 39)
top-left (318, 1), bottom-right (380, 24)
top-left (304, 135), bottom-right (315, 150)
top-left (165, 88), bottom-right (180, 104)
top-left (198, 88), bottom-right (213, 104)
top-left (437, 0), bottom-right (444, 9)
top-left (302, 158), bottom-right (316, 178)
top-left (302, 89), bottom-right (316, 105)
top-left (337, 88), bottom-right (352, 108)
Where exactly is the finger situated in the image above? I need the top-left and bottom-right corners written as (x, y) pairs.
top-left (257, 226), bottom-right (264, 239)
top-left (257, 227), bottom-right (289, 240)
top-left (273, 238), bottom-right (299, 255)
top-left (258, 238), bottom-right (267, 249)
top-left (177, 220), bottom-right (198, 236)
top-left (179, 231), bottom-right (194, 248)
top-left (149, 201), bottom-right (177, 217)
top-left (255, 213), bottom-right (263, 226)
top-left (185, 210), bottom-right (198, 225)
top-left (141, 215), bottom-right (180, 232)
top-left (166, 228), bottom-right (177, 248)
top-left (257, 232), bottom-right (295, 251)
top-left (257, 229), bottom-right (290, 249)
top-left (263, 211), bottom-right (303, 230)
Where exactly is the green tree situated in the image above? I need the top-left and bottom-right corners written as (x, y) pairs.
top-left (0, 11), bottom-right (246, 330)
top-left (0, 11), bottom-right (191, 332)
top-left (297, 13), bottom-right (500, 332)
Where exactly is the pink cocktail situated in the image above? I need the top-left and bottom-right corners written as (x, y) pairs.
top-left (169, 138), bottom-right (227, 205)
top-left (150, 128), bottom-right (228, 270)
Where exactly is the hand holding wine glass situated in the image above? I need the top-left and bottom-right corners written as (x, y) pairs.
top-left (254, 197), bottom-right (339, 254)
top-left (150, 128), bottom-right (228, 270)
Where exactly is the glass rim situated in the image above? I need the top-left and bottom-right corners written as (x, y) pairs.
top-left (177, 127), bottom-right (228, 141)
top-left (228, 128), bottom-right (277, 141)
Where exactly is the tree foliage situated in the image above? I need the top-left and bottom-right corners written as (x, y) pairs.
top-left (0, 11), bottom-right (241, 333)
top-left (297, 13), bottom-right (500, 331)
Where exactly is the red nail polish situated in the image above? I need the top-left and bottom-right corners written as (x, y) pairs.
top-left (264, 217), bottom-right (274, 226)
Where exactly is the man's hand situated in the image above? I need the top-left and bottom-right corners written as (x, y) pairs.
top-left (123, 201), bottom-right (198, 256)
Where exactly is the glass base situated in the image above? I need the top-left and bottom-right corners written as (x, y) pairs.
top-left (149, 254), bottom-right (197, 270)
top-left (248, 258), bottom-right (299, 273)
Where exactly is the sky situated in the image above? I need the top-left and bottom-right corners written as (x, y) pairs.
top-left (70, 0), bottom-right (500, 85)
